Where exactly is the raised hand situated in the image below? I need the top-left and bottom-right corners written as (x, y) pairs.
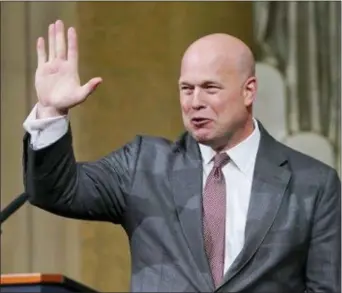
top-left (35, 20), bottom-right (102, 118)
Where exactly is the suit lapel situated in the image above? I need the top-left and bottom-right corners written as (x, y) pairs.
top-left (170, 133), bottom-right (214, 290)
top-left (171, 125), bottom-right (292, 291)
top-left (218, 123), bottom-right (292, 290)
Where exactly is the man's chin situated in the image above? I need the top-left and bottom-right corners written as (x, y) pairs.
top-left (190, 129), bottom-right (213, 144)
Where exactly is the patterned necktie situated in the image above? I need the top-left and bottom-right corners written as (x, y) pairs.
top-left (203, 152), bottom-right (230, 288)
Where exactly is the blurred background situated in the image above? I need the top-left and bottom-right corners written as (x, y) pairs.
top-left (1, 1), bottom-right (340, 292)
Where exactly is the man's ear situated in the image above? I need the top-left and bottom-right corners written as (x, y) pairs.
top-left (243, 76), bottom-right (257, 107)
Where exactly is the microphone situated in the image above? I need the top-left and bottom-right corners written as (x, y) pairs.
top-left (0, 193), bottom-right (29, 234)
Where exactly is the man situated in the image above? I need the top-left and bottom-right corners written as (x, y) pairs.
top-left (23, 20), bottom-right (340, 292)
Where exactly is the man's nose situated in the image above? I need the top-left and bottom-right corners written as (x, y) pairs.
top-left (191, 88), bottom-right (205, 109)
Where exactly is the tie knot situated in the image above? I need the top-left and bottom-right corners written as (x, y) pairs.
top-left (213, 152), bottom-right (229, 168)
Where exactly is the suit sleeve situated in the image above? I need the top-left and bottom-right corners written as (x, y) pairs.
top-left (23, 126), bottom-right (141, 224)
top-left (305, 168), bottom-right (341, 293)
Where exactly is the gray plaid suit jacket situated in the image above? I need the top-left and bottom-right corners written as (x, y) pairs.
top-left (23, 121), bottom-right (341, 293)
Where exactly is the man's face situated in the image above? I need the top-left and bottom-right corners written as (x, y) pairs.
top-left (179, 52), bottom-right (255, 148)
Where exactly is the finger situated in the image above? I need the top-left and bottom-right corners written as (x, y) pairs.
top-left (55, 20), bottom-right (66, 59)
top-left (48, 23), bottom-right (56, 61)
top-left (77, 77), bottom-right (103, 101)
top-left (37, 37), bottom-right (46, 67)
top-left (67, 27), bottom-right (78, 69)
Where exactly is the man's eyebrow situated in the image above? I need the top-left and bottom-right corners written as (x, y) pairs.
top-left (178, 80), bottom-right (219, 85)
top-left (178, 81), bottom-right (192, 86)
top-left (201, 80), bottom-right (219, 85)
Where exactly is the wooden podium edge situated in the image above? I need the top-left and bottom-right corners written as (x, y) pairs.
top-left (0, 273), bottom-right (64, 285)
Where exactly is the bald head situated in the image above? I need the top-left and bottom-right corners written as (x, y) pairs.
top-left (179, 33), bottom-right (257, 151)
top-left (181, 33), bottom-right (255, 81)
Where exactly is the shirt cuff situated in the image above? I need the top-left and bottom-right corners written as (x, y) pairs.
top-left (23, 104), bottom-right (69, 150)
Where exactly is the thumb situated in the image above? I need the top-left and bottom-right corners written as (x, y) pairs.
top-left (77, 77), bottom-right (102, 101)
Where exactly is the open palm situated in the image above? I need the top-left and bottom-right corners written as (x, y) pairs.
top-left (35, 20), bottom-right (102, 113)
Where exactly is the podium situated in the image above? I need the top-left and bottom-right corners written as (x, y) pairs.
top-left (0, 273), bottom-right (98, 292)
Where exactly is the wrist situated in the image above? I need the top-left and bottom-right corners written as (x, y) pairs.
top-left (36, 103), bottom-right (68, 119)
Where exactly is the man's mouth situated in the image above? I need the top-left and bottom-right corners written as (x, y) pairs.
top-left (191, 118), bottom-right (211, 126)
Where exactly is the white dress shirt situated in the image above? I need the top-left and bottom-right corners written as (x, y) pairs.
top-left (198, 120), bottom-right (260, 274)
top-left (23, 105), bottom-right (261, 275)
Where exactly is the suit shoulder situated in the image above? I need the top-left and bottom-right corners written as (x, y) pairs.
top-left (276, 140), bottom-right (338, 177)
top-left (122, 134), bottom-right (174, 149)
top-left (105, 134), bottom-right (176, 172)
top-left (136, 134), bottom-right (175, 150)
top-left (140, 134), bottom-right (174, 145)
top-left (126, 134), bottom-right (179, 170)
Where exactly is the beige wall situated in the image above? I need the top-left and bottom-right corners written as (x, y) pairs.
top-left (1, 0), bottom-right (80, 280)
top-left (1, 2), bottom-right (253, 291)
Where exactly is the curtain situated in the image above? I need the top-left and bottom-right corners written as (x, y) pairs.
top-left (254, 1), bottom-right (341, 171)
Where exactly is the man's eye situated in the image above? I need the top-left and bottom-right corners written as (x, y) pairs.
top-left (181, 86), bottom-right (193, 93)
top-left (206, 85), bottom-right (219, 93)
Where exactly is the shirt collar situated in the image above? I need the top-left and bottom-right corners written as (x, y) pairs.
top-left (198, 118), bottom-right (261, 175)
